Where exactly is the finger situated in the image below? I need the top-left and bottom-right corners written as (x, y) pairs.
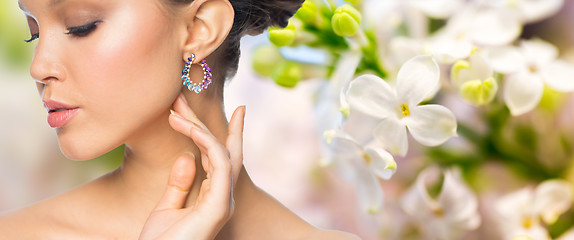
top-left (225, 106), bottom-right (246, 186)
top-left (169, 111), bottom-right (229, 162)
top-left (173, 93), bottom-right (208, 130)
top-left (169, 113), bottom-right (231, 195)
top-left (154, 153), bottom-right (196, 211)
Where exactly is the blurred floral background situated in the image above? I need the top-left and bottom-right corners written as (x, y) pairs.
top-left (3, 0), bottom-right (574, 239)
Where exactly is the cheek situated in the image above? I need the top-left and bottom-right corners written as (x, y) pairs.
top-left (58, 4), bottom-right (183, 160)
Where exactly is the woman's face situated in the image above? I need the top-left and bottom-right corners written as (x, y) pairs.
top-left (19, 0), bottom-right (185, 160)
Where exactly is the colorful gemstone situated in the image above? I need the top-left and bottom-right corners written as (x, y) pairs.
top-left (181, 56), bottom-right (212, 94)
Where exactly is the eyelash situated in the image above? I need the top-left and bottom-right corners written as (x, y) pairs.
top-left (25, 33), bottom-right (39, 43)
top-left (65, 20), bottom-right (102, 37)
top-left (24, 20), bottom-right (102, 43)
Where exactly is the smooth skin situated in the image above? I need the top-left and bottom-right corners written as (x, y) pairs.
top-left (0, 0), bottom-right (361, 239)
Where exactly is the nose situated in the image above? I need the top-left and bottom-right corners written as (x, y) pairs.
top-left (29, 36), bottom-right (66, 85)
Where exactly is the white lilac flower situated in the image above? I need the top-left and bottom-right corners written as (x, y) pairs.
top-left (323, 129), bottom-right (397, 214)
top-left (451, 49), bottom-right (499, 106)
top-left (483, 45), bottom-right (526, 74)
top-left (429, 4), bottom-right (521, 63)
top-left (511, 0), bottom-right (563, 23)
top-left (315, 51), bottom-right (361, 166)
top-left (401, 166), bottom-right (481, 239)
top-left (408, 0), bottom-right (465, 19)
top-left (502, 39), bottom-right (574, 115)
top-left (495, 179), bottom-right (574, 240)
top-left (484, 0), bottom-right (564, 24)
top-left (385, 36), bottom-right (426, 75)
top-left (364, 0), bottom-right (428, 40)
top-left (346, 55), bottom-right (457, 157)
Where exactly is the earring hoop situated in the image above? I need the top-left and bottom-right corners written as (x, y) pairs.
top-left (181, 54), bottom-right (213, 93)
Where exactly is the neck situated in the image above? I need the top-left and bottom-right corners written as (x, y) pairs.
top-left (102, 92), bottom-right (244, 231)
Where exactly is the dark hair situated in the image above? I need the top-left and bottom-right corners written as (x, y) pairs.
top-left (166, 0), bottom-right (304, 98)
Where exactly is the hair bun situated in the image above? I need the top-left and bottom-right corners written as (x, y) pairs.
top-left (233, 0), bottom-right (305, 36)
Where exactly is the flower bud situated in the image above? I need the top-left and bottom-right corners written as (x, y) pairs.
top-left (272, 61), bottom-right (302, 88)
top-left (252, 45), bottom-right (284, 77)
top-left (295, 1), bottom-right (318, 23)
top-left (332, 4), bottom-right (362, 37)
top-left (268, 20), bottom-right (296, 47)
top-left (459, 77), bottom-right (498, 106)
top-left (345, 0), bottom-right (363, 6)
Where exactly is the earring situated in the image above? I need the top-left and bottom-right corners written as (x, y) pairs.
top-left (181, 53), bottom-right (213, 93)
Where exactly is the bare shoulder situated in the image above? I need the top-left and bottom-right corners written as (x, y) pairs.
top-left (0, 203), bottom-right (58, 238)
top-left (304, 229), bottom-right (362, 240)
top-left (0, 208), bottom-right (28, 236)
top-left (0, 184), bottom-right (93, 239)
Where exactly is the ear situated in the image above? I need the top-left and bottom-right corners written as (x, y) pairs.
top-left (180, 0), bottom-right (234, 62)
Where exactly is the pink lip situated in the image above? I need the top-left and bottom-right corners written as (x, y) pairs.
top-left (43, 100), bottom-right (80, 128)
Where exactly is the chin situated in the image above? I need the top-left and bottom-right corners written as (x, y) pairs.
top-left (57, 135), bottom-right (120, 161)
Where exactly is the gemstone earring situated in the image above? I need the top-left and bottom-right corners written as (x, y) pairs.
top-left (181, 53), bottom-right (213, 93)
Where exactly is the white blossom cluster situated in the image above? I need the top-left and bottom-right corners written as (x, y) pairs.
top-left (318, 0), bottom-right (574, 239)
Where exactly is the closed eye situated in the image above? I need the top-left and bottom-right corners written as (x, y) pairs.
top-left (65, 20), bottom-right (102, 37)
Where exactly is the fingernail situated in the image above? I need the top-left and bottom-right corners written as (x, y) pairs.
top-left (170, 109), bottom-right (185, 119)
top-left (191, 121), bottom-right (203, 131)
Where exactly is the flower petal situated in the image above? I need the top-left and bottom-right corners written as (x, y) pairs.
top-left (404, 104), bottom-right (458, 147)
top-left (521, 39), bottom-right (558, 67)
top-left (438, 168), bottom-right (481, 230)
top-left (484, 46), bottom-right (526, 74)
top-left (503, 72), bottom-right (544, 116)
top-left (323, 129), bottom-right (363, 180)
top-left (330, 51), bottom-right (362, 97)
top-left (495, 188), bottom-right (534, 223)
top-left (469, 50), bottom-right (494, 80)
top-left (469, 8), bottom-right (521, 46)
top-left (516, 0), bottom-right (564, 24)
top-left (431, 36), bottom-right (474, 63)
top-left (401, 166), bottom-right (441, 218)
top-left (388, 36), bottom-right (424, 68)
top-left (343, 109), bottom-right (381, 145)
top-left (323, 129), bottom-right (362, 160)
top-left (364, 146), bottom-right (397, 180)
top-left (506, 225), bottom-right (552, 240)
top-left (347, 74), bottom-right (397, 119)
top-left (408, 0), bottom-right (464, 19)
top-left (396, 55), bottom-right (441, 106)
top-left (355, 167), bottom-right (384, 214)
top-left (533, 180), bottom-right (573, 225)
top-left (374, 117), bottom-right (409, 157)
top-left (455, 51), bottom-right (494, 85)
top-left (541, 60), bottom-right (574, 92)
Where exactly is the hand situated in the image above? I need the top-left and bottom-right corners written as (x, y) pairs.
top-left (139, 93), bottom-right (246, 240)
